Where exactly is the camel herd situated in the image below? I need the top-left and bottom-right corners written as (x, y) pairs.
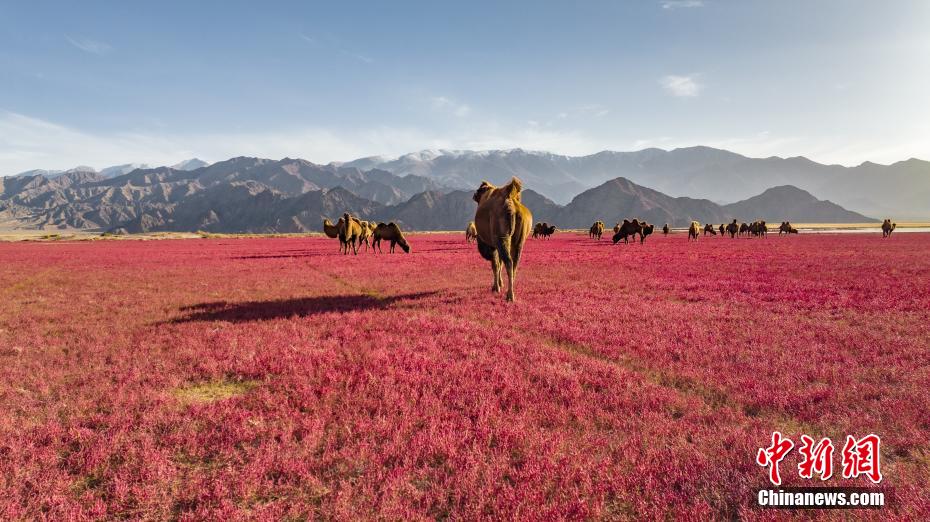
top-left (322, 214), bottom-right (410, 254)
top-left (323, 177), bottom-right (903, 303)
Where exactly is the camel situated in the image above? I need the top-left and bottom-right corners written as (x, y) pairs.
top-left (357, 220), bottom-right (375, 252)
top-left (882, 219), bottom-right (896, 238)
top-left (466, 221), bottom-right (478, 243)
top-left (473, 177), bottom-right (532, 302)
top-left (703, 223), bottom-right (717, 236)
top-left (639, 222), bottom-right (655, 244)
top-left (726, 219), bottom-right (739, 238)
top-left (589, 221), bottom-right (605, 240)
top-left (739, 222), bottom-right (750, 237)
top-left (612, 219), bottom-right (639, 244)
top-left (339, 213), bottom-right (363, 255)
top-left (372, 222), bottom-right (410, 253)
top-left (719, 224), bottom-right (725, 236)
top-left (323, 217), bottom-right (347, 253)
top-left (533, 222), bottom-right (556, 239)
top-left (779, 221), bottom-right (798, 235)
top-left (688, 221), bottom-right (700, 241)
top-left (662, 223), bottom-right (670, 235)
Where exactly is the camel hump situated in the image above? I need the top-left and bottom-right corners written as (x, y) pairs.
top-left (504, 177), bottom-right (523, 199)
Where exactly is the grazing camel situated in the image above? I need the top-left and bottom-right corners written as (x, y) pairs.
top-left (339, 213), bottom-right (363, 255)
top-left (726, 219), bottom-right (739, 238)
top-left (703, 223), bottom-right (717, 236)
top-left (466, 221), bottom-right (478, 243)
top-left (612, 219), bottom-right (640, 244)
top-left (473, 177), bottom-right (532, 302)
top-left (373, 222), bottom-right (410, 253)
top-left (739, 222), bottom-right (750, 237)
top-left (882, 219), bottom-right (896, 238)
top-left (688, 221), bottom-right (700, 241)
top-left (662, 223), bottom-right (670, 235)
top-left (589, 221), bottom-right (605, 240)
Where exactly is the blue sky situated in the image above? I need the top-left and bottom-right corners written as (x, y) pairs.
top-left (2, 0), bottom-right (929, 174)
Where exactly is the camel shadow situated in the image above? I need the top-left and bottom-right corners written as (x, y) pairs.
top-left (168, 291), bottom-right (438, 324)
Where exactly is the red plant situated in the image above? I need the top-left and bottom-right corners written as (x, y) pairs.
top-left (1, 232), bottom-right (927, 519)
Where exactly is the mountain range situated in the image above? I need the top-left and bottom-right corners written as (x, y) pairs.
top-left (338, 147), bottom-right (929, 220)
top-left (0, 151), bottom-right (875, 233)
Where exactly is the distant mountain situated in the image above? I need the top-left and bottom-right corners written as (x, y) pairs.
top-left (171, 158), bottom-right (210, 171)
top-left (0, 154), bottom-right (877, 233)
top-left (552, 177), bottom-right (731, 228)
top-left (347, 147), bottom-right (930, 219)
top-left (722, 185), bottom-right (873, 223)
top-left (0, 156), bottom-right (447, 231)
top-left (100, 163), bottom-right (151, 178)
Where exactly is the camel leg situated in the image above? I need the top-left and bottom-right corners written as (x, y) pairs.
top-left (495, 236), bottom-right (516, 301)
top-left (490, 251), bottom-right (502, 293)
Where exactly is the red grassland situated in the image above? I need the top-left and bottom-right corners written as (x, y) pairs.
top-left (1, 232), bottom-right (928, 519)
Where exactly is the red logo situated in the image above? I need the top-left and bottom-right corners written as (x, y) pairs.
top-left (757, 431), bottom-right (795, 486)
top-left (758, 432), bottom-right (883, 485)
top-left (797, 435), bottom-right (834, 480)
top-left (841, 434), bottom-right (883, 484)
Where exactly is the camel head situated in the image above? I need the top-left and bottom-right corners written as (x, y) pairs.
top-left (473, 181), bottom-right (495, 203)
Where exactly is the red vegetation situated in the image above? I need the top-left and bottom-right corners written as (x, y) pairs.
top-left (1, 232), bottom-right (928, 519)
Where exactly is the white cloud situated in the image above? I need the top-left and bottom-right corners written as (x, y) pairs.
top-left (65, 35), bottom-right (112, 55)
top-left (660, 74), bottom-right (702, 97)
top-left (431, 96), bottom-right (472, 117)
top-left (661, 1), bottom-right (704, 9)
top-left (2, 112), bottom-right (927, 175)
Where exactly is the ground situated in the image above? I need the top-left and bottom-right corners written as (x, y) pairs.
top-left (1, 232), bottom-right (928, 519)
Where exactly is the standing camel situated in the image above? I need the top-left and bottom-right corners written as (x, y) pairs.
top-left (466, 221), bottom-right (478, 243)
top-left (473, 177), bottom-right (532, 302)
top-left (339, 213), bottom-right (362, 255)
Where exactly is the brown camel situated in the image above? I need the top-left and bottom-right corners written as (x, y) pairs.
top-left (612, 219), bottom-right (644, 244)
top-left (726, 219), bottom-right (739, 238)
top-left (533, 222), bottom-right (556, 239)
top-left (372, 222), bottom-right (410, 253)
top-left (589, 221), bottom-right (605, 240)
top-left (357, 220), bottom-right (375, 252)
top-left (639, 222), bottom-right (655, 244)
top-left (466, 221), bottom-right (478, 243)
top-left (662, 223), bottom-right (670, 235)
top-left (473, 177), bottom-right (532, 302)
top-left (882, 219), bottom-right (896, 238)
top-left (688, 221), bottom-right (700, 241)
top-left (719, 224), bottom-right (725, 236)
top-left (323, 217), bottom-right (347, 253)
top-left (703, 223), bottom-right (717, 236)
top-left (339, 213), bottom-right (363, 255)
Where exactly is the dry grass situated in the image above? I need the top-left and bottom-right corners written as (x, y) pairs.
top-left (172, 378), bottom-right (259, 405)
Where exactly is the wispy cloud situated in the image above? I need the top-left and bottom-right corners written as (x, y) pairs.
top-left (660, 74), bottom-right (702, 97)
top-left (65, 35), bottom-right (112, 55)
top-left (661, 1), bottom-right (704, 9)
top-left (431, 96), bottom-right (472, 117)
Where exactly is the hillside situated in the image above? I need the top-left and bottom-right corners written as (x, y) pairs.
top-left (1, 156), bottom-right (876, 233)
top-left (343, 147), bottom-right (930, 219)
